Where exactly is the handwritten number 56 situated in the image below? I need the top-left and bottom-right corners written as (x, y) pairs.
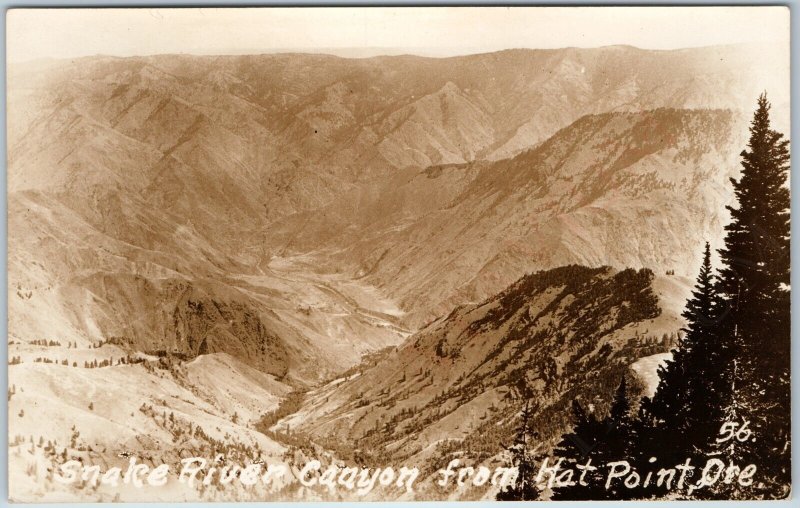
top-left (716, 420), bottom-right (752, 443)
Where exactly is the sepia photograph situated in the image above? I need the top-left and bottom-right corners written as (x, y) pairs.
top-left (5, 6), bottom-right (791, 502)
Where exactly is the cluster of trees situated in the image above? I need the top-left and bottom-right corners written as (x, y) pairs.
top-left (28, 339), bottom-right (62, 347)
top-left (34, 357), bottom-right (69, 365)
top-left (500, 94), bottom-right (790, 500)
top-left (85, 356), bottom-right (145, 368)
top-left (24, 355), bottom-right (145, 368)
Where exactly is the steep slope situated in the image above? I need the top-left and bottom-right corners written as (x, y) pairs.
top-left (275, 266), bottom-right (691, 498)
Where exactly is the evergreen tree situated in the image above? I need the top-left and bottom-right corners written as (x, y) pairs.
top-left (634, 235), bottom-right (769, 501)
top-left (601, 377), bottom-right (637, 500)
top-left (641, 242), bottom-right (728, 467)
top-left (716, 93), bottom-right (790, 498)
top-left (497, 400), bottom-right (542, 501)
top-left (550, 400), bottom-right (604, 500)
top-left (551, 377), bottom-right (636, 500)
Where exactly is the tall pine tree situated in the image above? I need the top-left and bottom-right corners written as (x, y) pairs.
top-left (497, 400), bottom-right (542, 501)
top-left (641, 242), bottom-right (728, 466)
top-left (716, 92), bottom-right (790, 498)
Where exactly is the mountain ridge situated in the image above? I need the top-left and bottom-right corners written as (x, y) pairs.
top-left (8, 44), bottom-right (777, 376)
